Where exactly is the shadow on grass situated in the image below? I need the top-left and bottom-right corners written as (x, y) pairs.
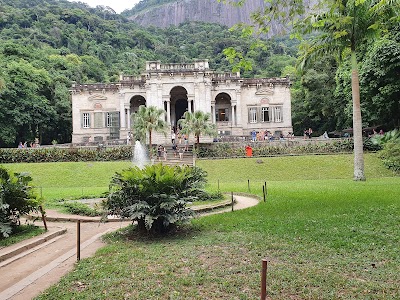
top-left (103, 223), bottom-right (204, 244)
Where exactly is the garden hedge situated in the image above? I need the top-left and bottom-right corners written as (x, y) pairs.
top-left (0, 139), bottom-right (381, 163)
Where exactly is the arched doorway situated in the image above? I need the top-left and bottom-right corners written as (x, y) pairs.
top-left (129, 96), bottom-right (146, 140)
top-left (130, 95), bottom-right (146, 114)
top-left (170, 86), bottom-right (188, 129)
top-left (215, 93), bottom-right (232, 122)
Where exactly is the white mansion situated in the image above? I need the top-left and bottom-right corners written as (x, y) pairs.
top-left (70, 60), bottom-right (292, 144)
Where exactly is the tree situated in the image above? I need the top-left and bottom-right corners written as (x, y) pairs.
top-left (291, 57), bottom-right (339, 135)
top-left (131, 105), bottom-right (167, 154)
top-left (360, 27), bottom-right (400, 128)
top-left (177, 111), bottom-right (217, 151)
top-left (294, 0), bottom-right (399, 181)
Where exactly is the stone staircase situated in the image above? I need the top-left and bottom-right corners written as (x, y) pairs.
top-left (154, 144), bottom-right (195, 167)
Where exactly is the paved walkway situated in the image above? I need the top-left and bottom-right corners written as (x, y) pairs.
top-left (0, 195), bottom-right (259, 300)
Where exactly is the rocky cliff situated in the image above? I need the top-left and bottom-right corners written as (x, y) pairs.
top-left (127, 0), bottom-right (285, 35)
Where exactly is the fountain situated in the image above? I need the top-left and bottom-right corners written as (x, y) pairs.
top-left (133, 140), bottom-right (149, 169)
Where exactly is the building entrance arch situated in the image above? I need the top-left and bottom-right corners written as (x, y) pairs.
top-left (130, 95), bottom-right (146, 114)
top-left (169, 86), bottom-right (188, 129)
top-left (215, 92), bottom-right (232, 122)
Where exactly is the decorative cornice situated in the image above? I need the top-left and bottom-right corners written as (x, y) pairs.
top-left (88, 94), bottom-right (107, 101)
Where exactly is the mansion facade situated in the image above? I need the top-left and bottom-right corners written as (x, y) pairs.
top-left (70, 60), bottom-right (292, 144)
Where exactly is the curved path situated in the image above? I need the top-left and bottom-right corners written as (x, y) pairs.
top-left (0, 195), bottom-right (259, 300)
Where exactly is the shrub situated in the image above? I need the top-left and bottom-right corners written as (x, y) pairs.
top-left (378, 142), bottom-right (400, 173)
top-left (0, 166), bottom-right (39, 238)
top-left (198, 139), bottom-right (377, 158)
top-left (62, 202), bottom-right (103, 217)
top-left (0, 146), bottom-right (133, 163)
top-left (106, 164), bottom-right (208, 234)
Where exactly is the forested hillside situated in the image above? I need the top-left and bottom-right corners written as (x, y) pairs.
top-left (0, 0), bottom-right (298, 147)
top-left (0, 0), bottom-right (398, 147)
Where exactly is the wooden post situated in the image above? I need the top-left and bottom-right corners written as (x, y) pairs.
top-left (231, 192), bottom-right (234, 212)
top-left (39, 205), bottom-right (47, 231)
top-left (248, 179), bottom-right (250, 192)
top-left (77, 220), bottom-right (81, 262)
top-left (261, 258), bottom-right (270, 300)
top-left (262, 185), bottom-right (265, 202)
top-left (264, 182), bottom-right (267, 199)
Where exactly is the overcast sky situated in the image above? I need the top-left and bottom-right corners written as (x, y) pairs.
top-left (70, 0), bottom-right (138, 13)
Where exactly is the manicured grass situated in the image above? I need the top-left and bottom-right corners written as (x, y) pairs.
top-left (33, 154), bottom-right (399, 299)
top-left (0, 225), bottom-right (45, 247)
top-left (4, 153), bottom-right (394, 203)
top-left (4, 161), bottom-right (132, 201)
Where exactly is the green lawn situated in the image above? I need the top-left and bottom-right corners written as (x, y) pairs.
top-left (27, 153), bottom-right (400, 299)
top-left (0, 225), bottom-right (45, 247)
top-left (5, 161), bottom-right (132, 201)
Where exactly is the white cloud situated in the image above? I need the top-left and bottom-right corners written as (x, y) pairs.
top-left (69, 0), bottom-right (138, 13)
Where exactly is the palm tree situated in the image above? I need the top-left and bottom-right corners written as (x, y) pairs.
top-left (296, 0), bottom-right (398, 181)
top-left (131, 105), bottom-right (167, 154)
top-left (177, 111), bottom-right (217, 151)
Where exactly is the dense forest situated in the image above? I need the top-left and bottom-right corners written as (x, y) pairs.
top-left (0, 0), bottom-right (398, 147)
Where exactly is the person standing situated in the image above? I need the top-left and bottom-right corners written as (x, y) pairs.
top-left (251, 130), bottom-right (257, 142)
top-left (171, 130), bottom-right (176, 144)
top-left (303, 129), bottom-right (308, 139)
top-left (178, 147), bottom-right (184, 160)
top-left (184, 134), bottom-right (189, 151)
top-left (163, 146), bottom-right (168, 161)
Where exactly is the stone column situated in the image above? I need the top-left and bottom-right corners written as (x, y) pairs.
top-left (119, 93), bottom-right (126, 129)
top-left (166, 100), bottom-right (171, 124)
top-left (127, 108), bottom-right (131, 129)
top-left (188, 99), bottom-right (192, 113)
top-left (211, 104), bottom-right (216, 124)
top-left (231, 104), bottom-right (236, 126)
top-left (235, 89), bottom-right (242, 126)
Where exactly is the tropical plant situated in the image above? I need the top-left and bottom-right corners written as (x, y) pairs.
top-left (177, 111), bottom-right (217, 150)
top-left (131, 105), bottom-right (168, 154)
top-left (371, 129), bottom-right (400, 146)
top-left (371, 129), bottom-right (400, 173)
top-left (0, 166), bottom-right (39, 238)
top-left (106, 164), bottom-right (209, 234)
top-left (294, 0), bottom-right (399, 181)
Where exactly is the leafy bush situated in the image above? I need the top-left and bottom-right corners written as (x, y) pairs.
top-left (106, 164), bottom-right (209, 234)
top-left (0, 166), bottom-right (39, 238)
top-left (371, 129), bottom-right (400, 146)
top-left (198, 139), bottom-right (377, 158)
top-left (378, 142), bottom-right (400, 173)
top-left (62, 202), bottom-right (103, 217)
top-left (0, 146), bottom-right (133, 163)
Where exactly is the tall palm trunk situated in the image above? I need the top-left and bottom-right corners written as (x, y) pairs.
top-left (148, 130), bottom-right (153, 154)
top-left (351, 51), bottom-right (365, 181)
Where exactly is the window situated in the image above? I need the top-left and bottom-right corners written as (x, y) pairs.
top-left (249, 107), bottom-right (257, 123)
top-left (216, 108), bottom-right (229, 121)
top-left (262, 107), bottom-right (270, 122)
top-left (274, 106), bottom-right (282, 122)
top-left (82, 112), bottom-right (90, 128)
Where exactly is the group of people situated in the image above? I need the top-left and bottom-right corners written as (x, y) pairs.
top-left (18, 139), bottom-right (40, 148)
top-left (303, 128), bottom-right (313, 139)
top-left (157, 143), bottom-right (186, 161)
top-left (156, 128), bottom-right (189, 161)
top-left (251, 130), bottom-right (295, 141)
top-left (171, 128), bottom-right (189, 151)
